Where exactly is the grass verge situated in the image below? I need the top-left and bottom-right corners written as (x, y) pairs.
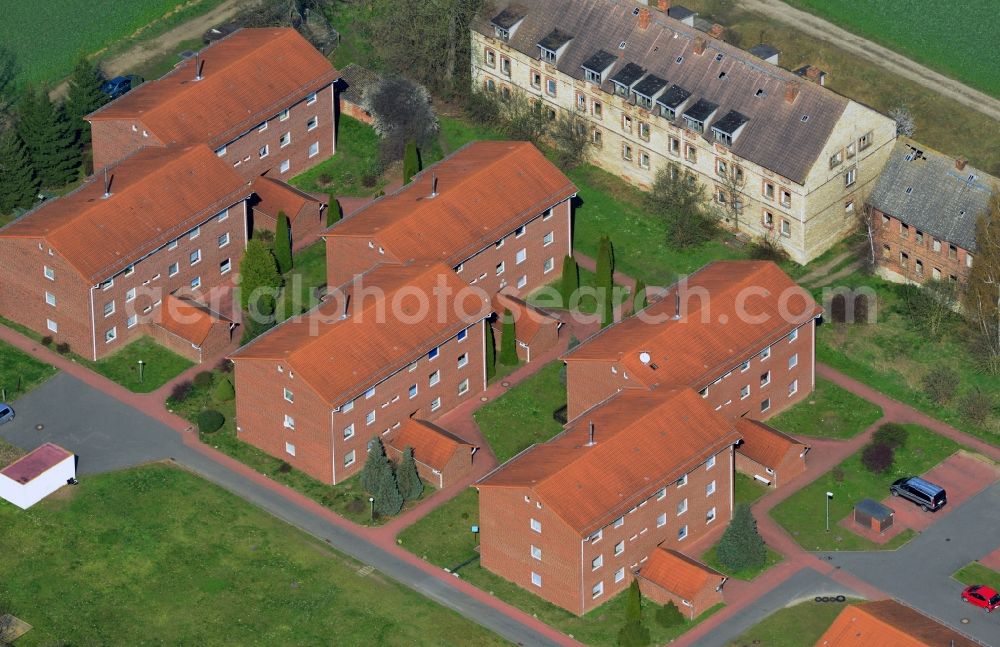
top-left (727, 598), bottom-right (859, 647)
top-left (80, 336), bottom-right (192, 393)
top-left (0, 464), bottom-right (506, 646)
top-left (0, 340), bottom-right (58, 401)
top-left (734, 472), bottom-right (770, 506)
top-left (291, 116), bottom-right (385, 198)
top-left (770, 424), bottom-right (960, 551)
top-left (953, 562), bottom-right (1000, 591)
top-left (767, 377), bottom-right (883, 440)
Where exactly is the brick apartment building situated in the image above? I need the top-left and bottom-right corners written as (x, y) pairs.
top-left (322, 141), bottom-right (577, 299)
top-left (477, 387), bottom-right (740, 615)
top-left (472, 0), bottom-right (897, 263)
top-left (562, 261), bottom-right (822, 422)
top-left (230, 262), bottom-right (491, 484)
top-left (867, 140), bottom-right (992, 286)
top-left (86, 28), bottom-right (339, 185)
top-left (0, 145), bottom-right (251, 360)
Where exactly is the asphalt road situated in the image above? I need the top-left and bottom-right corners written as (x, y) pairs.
top-left (1, 374), bottom-right (565, 647)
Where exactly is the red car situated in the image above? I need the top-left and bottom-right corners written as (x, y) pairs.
top-left (962, 585), bottom-right (1000, 612)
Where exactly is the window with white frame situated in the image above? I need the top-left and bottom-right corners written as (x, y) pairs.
top-left (167, 239), bottom-right (178, 251)
top-left (590, 529), bottom-right (602, 543)
top-left (258, 121), bottom-right (268, 132)
top-left (516, 275), bottom-right (527, 289)
top-left (678, 525), bottom-right (688, 540)
top-left (283, 388), bottom-right (294, 403)
top-left (220, 258), bottom-right (232, 274)
top-left (168, 262), bottom-right (179, 277)
top-left (124, 288), bottom-right (135, 303)
top-left (343, 399), bottom-right (354, 413)
top-left (457, 328), bottom-right (468, 342)
top-left (343, 424), bottom-right (355, 440)
top-left (458, 378), bottom-right (470, 395)
top-left (740, 384), bottom-right (750, 399)
top-left (104, 301), bottom-right (115, 317)
top-left (105, 327), bottom-right (117, 343)
top-left (127, 314), bottom-right (138, 329)
top-left (677, 474), bottom-right (688, 487)
top-left (592, 581), bottom-right (604, 599)
top-left (285, 442), bottom-right (296, 456)
top-left (190, 276), bottom-right (201, 289)
top-left (615, 567), bottom-right (625, 583)
top-left (259, 144), bottom-right (269, 158)
top-left (530, 518), bottom-right (542, 533)
top-left (531, 572), bottom-right (542, 587)
top-left (283, 414), bottom-right (295, 430)
top-left (592, 555), bottom-right (603, 570)
top-left (365, 387), bottom-right (375, 399)
top-left (789, 379), bottom-right (799, 396)
top-left (190, 249), bottom-right (201, 265)
top-left (543, 231), bottom-right (554, 246)
top-left (100, 278), bottom-right (114, 290)
top-left (430, 397), bottom-right (441, 411)
top-left (761, 371), bottom-right (771, 387)
top-left (740, 360), bottom-right (750, 372)
top-left (707, 480), bottom-right (716, 496)
top-left (427, 346), bottom-right (439, 360)
top-left (516, 248), bottom-right (527, 264)
top-left (280, 160), bottom-right (290, 173)
top-left (789, 328), bottom-right (798, 342)
top-left (218, 232), bottom-right (230, 248)
top-left (614, 541), bottom-right (624, 556)
top-left (279, 108), bottom-right (290, 121)
top-left (543, 257), bottom-right (555, 274)
top-left (309, 141), bottom-right (319, 157)
top-left (47, 319), bottom-right (58, 332)
top-left (531, 545), bottom-right (542, 560)
top-left (760, 346), bottom-right (771, 360)
top-left (189, 226), bottom-right (200, 240)
top-left (44, 266), bottom-right (55, 280)
top-left (45, 291), bottom-right (56, 306)
top-left (657, 487), bottom-right (667, 500)
top-left (677, 499), bottom-right (688, 515)
top-left (366, 410), bottom-right (376, 425)
top-left (614, 516), bottom-right (624, 528)
top-left (496, 261), bottom-right (505, 275)
top-left (123, 265), bottom-right (135, 277)
top-left (706, 507), bottom-right (717, 523)
top-left (657, 512), bottom-right (667, 527)
top-left (845, 167), bottom-right (857, 187)
top-left (707, 455), bottom-right (716, 470)
top-left (344, 450), bottom-right (356, 466)
top-left (789, 353), bottom-right (798, 369)
top-left (761, 398), bottom-right (771, 412)
top-left (429, 370), bottom-right (441, 387)
top-left (307, 115), bottom-right (318, 130)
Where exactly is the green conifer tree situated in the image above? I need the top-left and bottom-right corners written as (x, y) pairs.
top-left (631, 279), bottom-right (646, 315)
top-left (373, 455), bottom-right (404, 516)
top-left (65, 57), bottom-right (107, 145)
top-left (239, 239), bottom-right (282, 316)
top-left (716, 503), bottom-right (767, 571)
top-left (274, 211), bottom-right (293, 274)
top-left (17, 85), bottom-right (80, 187)
top-left (212, 376), bottom-right (235, 403)
top-left (596, 236), bottom-right (615, 328)
top-left (499, 308), bottom-right (518, 365)
top-left (625, 578), bottom-right (642, 622)
top-left (403, 139), bottom-right (420, 184)
top-left (560, 255), bottom-right (579, 306)
top-left (485, 319), bottom-right (497, 380)
top-left (360, 437), bottom-right (390, 494)
top-left (0, 129), bottom-right (40, 213)
top-left (396, 447), bottom-right (424, 501)
top-left (327, 198), bottom-right (342, 227)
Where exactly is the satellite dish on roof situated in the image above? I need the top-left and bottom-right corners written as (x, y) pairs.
top-left (639, 352), bottom-right (651, 364)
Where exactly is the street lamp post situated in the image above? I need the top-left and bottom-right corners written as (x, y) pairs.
top-left (137, 360), bottom-right (145, 384)
top-left (826, 491), bottom-right (834, 532)
top-left (369, 496), bottom-right (375, 522)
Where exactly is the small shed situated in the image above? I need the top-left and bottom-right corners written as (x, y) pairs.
top-left (854, 498), bottom-right (894, 533)
top-left (492, 292), bottom-right (562, 363)
top-left (0, 443), bottom-right (76, 510)
top-left (385, 419), bottom-right (477, 488)
top-left (635, 547), bottom-right (726, 619)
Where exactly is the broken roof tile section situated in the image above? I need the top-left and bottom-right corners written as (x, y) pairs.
top-left (324, 141), bottom-right (576, 267)
top-left (1, 443), bottom-right (73, 485)
top-left (563, 261), bottom-right (822, 390)
top-left (0, 144), bottom-right (249, 283)
top-left (478, 388), bottom-right (741, 535)
top-left (87, 28), bottom-right (338, 149)
top-left (816, 600), bottom-right (980, 647)
top-left (638, 548), bottom-right (725, 601)
top-left (734, 419), bottom-right (807, 468)
top-left (230, 262), bottom-right (490, 407)
top-left (386, 419), bottom-right (475, 473)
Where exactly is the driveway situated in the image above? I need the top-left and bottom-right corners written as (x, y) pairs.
top-left (817, 482), bottom-right (1000, 645)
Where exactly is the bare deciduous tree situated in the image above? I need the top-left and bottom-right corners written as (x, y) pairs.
top-left (550, 110), bottom-right (590, 169)
top-left (365, 76), bottom-right (439, 164)
top-left (888, 105), bottom-right (916, 137)
top-left (964, 193), bottom-right (1000, 374)
top-left (857, 203), bottom-right (884, 273)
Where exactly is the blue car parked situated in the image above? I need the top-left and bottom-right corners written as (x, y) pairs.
top-left (100, 75), bottom-right (135, 100)
top-left (0, 403), bottom-right (14, 425)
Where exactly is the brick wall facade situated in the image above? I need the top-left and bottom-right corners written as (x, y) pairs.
top-left (636, 575), bottom-right (724, 620)
top-left (478, 446), bottom-right (733, 615)
top-left (385, 442), bottom-right (474, 489)
top-left (147, 318), bottom-right (235, 364)
top-left (872, 208), bottom-right (974, 286)
top-left (734, 448), bottom-right (806, 488)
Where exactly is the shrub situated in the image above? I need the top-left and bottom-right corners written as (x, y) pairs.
top-left (958, 388), bottom-right (994, 425)
top-left (872, 423), bottom-right (908, 449)
top-left (197, 409), bottom-right (225, 434)
top-left (55, 342), bottom-right (70, 355)
top-left (617, 620), bottom-right (651, 647)
top-left (41, 336), bottom-right (53, 347)
top-left (215, 358), bottom-right (234, 373)
top-left (716, 503), bottom-right (766, 572)
top-left (655, 601), bottom-right (685, 628)
top-left (318, 172), bottom-right (332, 186)
top-left (921, 365), bottom-right (960, 404)
top-left (277, 461), bottom-right (292, 474)
top-left (169, 380), bottom-right (193, 403)
top-left (832, 466), bottom-right (845, 483)
top-left (625, 579), bottom-right (642, 622)
top-left (861, 441), bottom-right (894, 474)
top-left (212, 377), bottom-right (235, 403)
top-left (193, 371), bottom-right (214, 389)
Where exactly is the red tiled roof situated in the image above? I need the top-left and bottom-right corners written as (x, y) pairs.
top-left (0, 145), bottom-right (249, 282)
top-left (639, 547), bottom-right (724, 601)
top-left (1, 443), bottom-right (73, 484)
top-left (478, 388), bottom-right (741, 534)
top-left (252, 176), bottom-right (327, 222)
top-left (735, 419), bottom-right (807, 469)
top-left (323, 141), bottom-right (576, 266)
top-left (230, 262), bottom-right (490, 405)
top-left (815, 600), bottom-right (980, 647)
top-left (563, 261), bottom-right (821, 390)
top-left (87, 28), bottom-right (338, 148)
top-left (493, 292), bottom-right (559, 345)
top-left (386, 419), bottom-right (474, 471)
top-left (157, 295), bottom-right (233, 346)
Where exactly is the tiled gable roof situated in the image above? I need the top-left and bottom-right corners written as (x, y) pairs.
top-left (816, 600), bottom-right (980, 647)
top-left (478, 388), bottom-right (740, 534)
top-left (157, 295), bottom-right (233, 346)
top-left (386, 419), bottom-right (474, 471)
top-left (867, 139), bottom-right (995, 252)
top-left (638, 547), bottom-right (724, 601)
top-left (323, 141), bottom-right (576, 266)
top-left (252, 176), bottom-right (327, 222)
top-left (735, 419), bottom-right (807, 468)
top-left (0, 145), bottom-right (249, 282)
top-left (493, 292), bottom-right (560, 345)
top-left (230, 262), bottom-right (490, 406)
top-left (87, 28), bottom-right (338, 148)
top-left (474, 0), bottom-right (851, 183)
top-left (563, 261), bottom-right (821, 390)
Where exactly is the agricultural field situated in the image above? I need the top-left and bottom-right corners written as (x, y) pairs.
top-left (0, 0), bottom-right (225, 87)
top-left (782, 0), bottom-right (1000, 98)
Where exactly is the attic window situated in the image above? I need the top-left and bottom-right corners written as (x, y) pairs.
top-left (718, 71), bottom-right (727, 79)
top-left (800, 115), bottom-right (810, 122)
top-left (619, 41), bottom-right (627, 49)
top-left (649, 362), bottom-right (659, 370)
top-left (632, 7), bottom-right (640, 15)
top-left (905, 187), bottom-right (913, 194)
top-left (755, 88), bottom-right (766, 97)
top-left (968, 174), bottom-right (978, 182)
top-left (675, 56), bottom-right (684, 64)
top-left (715, 53), bottom-right (724, 62)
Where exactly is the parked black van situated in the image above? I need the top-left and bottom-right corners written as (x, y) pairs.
top-left (890, 476), bottom-right (946, 511)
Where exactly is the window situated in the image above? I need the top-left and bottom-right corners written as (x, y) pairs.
top-left (760, 346), bottom-right (771, 361)
top-left (614, 541), bottom-right (624, 556)
top-left (657, 512), bottom-right (667, 528)
top-left (429, 370), bottom-right (440, 386)
top-left (740, 384), bottom-right (750, 399)
top-left (189, 249), bottom-right (201, 266)
top-left (188, 225), bottom-right (201, 241)
top-left (454, 353), bottom-right (469, 370)
top-left (685, 144), bottom-right (697, 163)
top-left (279, 108), bottom-right (290, 121)
top-left (789, 379), bottom-right (799, 396)
top-left (916, 259), bottom-right (925, 275)
top-left (614, 516), bottom-right (624, 528)
top-left (859, 131), bottom-right (872, 150)
top-left (458, 378), bottom-right (470, 395)
top-left (306, 91), bottom-right (317, 105)
top-left (760, 371), bottom-right (771, 387)
top-left (428, 347), bottom-right (439, 360)
top-left (216, 145), bottom-right (227, 157)
top-left (307, 115), bottom-right (318, 131)
top-left (279, 132), bottom-right (291, 148)
top-left (593, 100), bottom-right (603, 119)
top-left (168, 262), bottom-right (179, 277)
top-left (514, 225), bottom-right (526, 239)
top-left (485, 48), bottom-right (496, 67)
top-left (104, 327), bottom-right (117, 343)
top-left (741, 360), bottom-right (751, 372)
top-left (677, 474), bottom-right (688, 487)
top-left (258, 121), bottom-right (268, 132)
top-left (127, 314), bottom-right (138, 329)
top-left (516, 248), bottom-right (527, 264)
top-left (496, 261), bottom-right (505, 276)
top-left (343, 399), bottom-right (355, 413)
top-left (284, 388), bottom-right (294, 403)
top-left (789, 328), bottom-right (798, 343)
top-left (344, 450), bottom-right (356, 466)
top-left (762, 182), bottom-right (775, 200)
top-left (457, 327), bottom-right (468, 342)
top-left (530, 518), bottom-right (542, 533)
top-left (123, 264), bottom-right (135, 277)
top-left (668, 137), bottom-right (680, 156)
top-left (933, 238), bottom-right (942, 253)
top-left (100, 278), bottom-right (114, 290)
top-left (259, 144), bottom-right (269, 159)
top-left (123, 288), bottom-right (135, 303)
top-left (789, 353), bottom-right (798, 369)
top-left (622, 143), bottom-right (633, 161)
top-left (846, 142), bottom-right (856, 158)
top-left (677, 499), bottom-right (688, 515)
top-left (716, 159), bottom-right (728, 177)
top-left (366, 410), bottom-right (376, 425)
top-left (531, 572), bottom-right (542, 587)
top-left (592, 128), bottom-right (603, 147)
top-left (430, 397), bottom-right (441, 412)
top-left (639, 150), bottom-right (650, 169)
top-left (309, 141), bottom-right (319, 158)
top-left (47, 319), bottom-right (58, 332)
top-left (517, 275), bottom-right (527, 289)
top-left (592, 555), bottom-right (603, 570)
top-left (103, 300), bottom-right (115, 317)
top-left (678, 525), bottom-right (688, 540)
top-left (707, 507), bottom-right (717, 524)
top-left (592, 581), bottom-right (604, 599)
top-left (531, 545), bottom-right (542, 561)
top-left (781, 219), bottom-right (791, 237)
top-left (621, 114), bottom-right (632, 134)
top-left (44, 266), bottom-right (55, 280)
top-left (829, 150), bottom-right (843, 168)
top-left (217, 232), bottom-right (231, 248)
top-left (707, 480), bottom-right (716, 496)
top-left (845, 200), bottom-right (855, 214)
top-left (706, 455), bottom-right (716, 470)
top-left (638, 121), bottom-right (650, 141)
top-left (615, 567), bottom-right (625, 583)
top-left (285, 442), bottom-right (296, 456)
top-left (761, 398), bottom-right (771, 412)
top-left (967, 253), bottom-right (974, 268)
top-left (365, 387), bottom-right (376, 399)
top-left (949, 244), bottom-right (958, 260)
top-left (716, 188), bottom-right (728, 205)
top-left (45, 291), bottom-right (56, 306)
top-left (845, 167), bottom-right (857, 187)
top-left (283, 414), bottom-right (295, 430)
top-left (546, 78), bottom-right (557, 97)
top-left (530, 70), bottom-right (541, 89)
top-left (280, 160), bottom-right (290, 173)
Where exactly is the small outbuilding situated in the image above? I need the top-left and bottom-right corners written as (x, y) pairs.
top-left (635, 547), bottom-right (726, 619)
top-left (492, 292), bottom-right (562, 363)
top-left (250, 176), bottom-right (330, 251)
top-left (734, 419), bottom-right (809, 487)
top-left (854, 498), bottom-right (894, 534)
top-left (0, 443), bottom-right (76, 510)
top-left (385, 419), bottom-right (477, 489)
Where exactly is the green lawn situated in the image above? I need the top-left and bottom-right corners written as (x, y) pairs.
top-left (82, 336), bottom-right (192, 393)
top-left (0, 464), bottom-right (506, 646)
top-left (734, 472), bottom-right (770, 506)
top-left (701, 545), bottom-right (783, 581)
top-left (813, 272), bottom-right (1000, 445)
top-left (276, 240), bottom-right (328, 322)
top-left (953, 562), bottom-right (1000, 591)
top-left (397, 488), bottom-right (722, 645)
top-left (528, 267), bottom-right (631, 317)
top-left (770, 424), bottom-right (960, 551)
top-left (767, 377), bottom-right (883, 440)
top-left (0, 437), bottom-right (25, 469)
top-left (168, 370), bottom-right (430, 526)
top-left (781, 0), bottom-right (1000, 98)
top-left (291, 116), bottom-right (385, 198)
top-left (473, 361), bottom-right (567, 463)
top-left (0, 340), bottom-right (57, 401)
top-left (728, 599), bottom-right (858, 647)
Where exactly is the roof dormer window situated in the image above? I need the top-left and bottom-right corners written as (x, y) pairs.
top-left (682, 98), bottom-right (718, 134)
top-left (491, 8), bottom-right (526, 42)
top-left (610, 62), bottom-right (646, 98)
top-left (711, 110), bottom-right (749, 147)
top-left (656, 84), bottom-right (691, 121)
top-left (537, 29), bottom-right (573, 64)
top-left (581, 50), bottom-right (617, 86)
top-left (632, 74), bottom-right (668, 110)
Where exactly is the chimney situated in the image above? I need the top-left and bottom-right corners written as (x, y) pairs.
top-left (709, 23), bottom-right (725, 40)
top-left (430, 173), bottom-right (439, 198)
top-left (784, 81), bottom-right (800, 104)
top-left (638, 8), bottom-right (651, 29)
top-left (102, 168), bottom-right (112, 199)
top-left (657, 0), bottom-right (670, 11)
top-left (673, 291), bottom-right (681, 320)
top-left (341, 293), bottom-right (350, 320)
top-left (586, 421), bottom-right (596, 446)
top-left (955, 157), bottom-right (968, 171)
top-left (693, 37), bottom-right (707, 56)
top-left (194, 53), bottom-right (204, 81)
